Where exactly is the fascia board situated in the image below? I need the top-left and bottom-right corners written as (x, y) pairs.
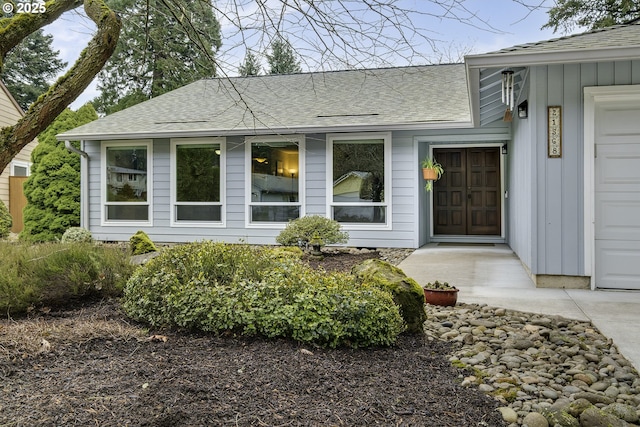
top-left (466, 46), bottom-right (640, 68)
top-left (56, 121), bottom-right (474, 141)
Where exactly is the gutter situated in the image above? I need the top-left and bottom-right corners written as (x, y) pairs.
top-left (64, 141), bottom-right (89, 229)
top-left (55, 120), bottom-right (476, 142)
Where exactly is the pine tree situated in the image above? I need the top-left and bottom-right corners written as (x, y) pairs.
top-left (21, 104), bottom-right (98, 242)
top-left (544, 0), bottom-right (640, 33)
top-left (1, 30), bottom-right (67, 111)
top-left (267, 38), bottom-right (302, 75)
top-left (93, 0), bottom-right (222, 115)
top-left (238, 51), bottom-right (262, 76)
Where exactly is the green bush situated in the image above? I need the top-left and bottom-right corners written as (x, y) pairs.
top-left (60, 227), bottom-right (93, 243)
top-left (122, 241), bottom-right (404, 347)
top-left (0, 200), bottom-right (11, 239)
top-left (0, 242), bottom-right (134, 314)
top-left (129, 230), bottom-right (158, 255)
top-left (21, 105), bottom-right (98, 242)
top-left (276, 215), bottom-right (349, 246)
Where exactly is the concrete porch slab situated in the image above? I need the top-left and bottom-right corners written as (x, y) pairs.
top-left (398, 243), bottom-right (640, 371)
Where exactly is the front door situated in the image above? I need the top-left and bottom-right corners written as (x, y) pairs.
top-left (433, 147), bottom-right (501, 236)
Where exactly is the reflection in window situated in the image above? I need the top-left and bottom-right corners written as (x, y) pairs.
top-left (250, 140), bottom-right (300, 222)
top-left (332, 138), bottom-right (386, 224)
top-left (174, 143), bottom-right (222, 222)
top-left (105, 145), bottom-right (149, 222)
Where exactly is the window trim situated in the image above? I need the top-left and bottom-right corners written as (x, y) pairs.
top-left (170, 137), bottom-right (226, 227)
top-left (10, 160), bottom-right (30, 177)
top-left (327, 132), bottom-right (392, 230)
top-left (245, 134), bottom-right (305, 228)
top-left (101, 139), bottom-right (153, 226)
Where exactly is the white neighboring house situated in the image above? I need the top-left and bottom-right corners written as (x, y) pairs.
top-left (107, 166), bottom-right (148, 198)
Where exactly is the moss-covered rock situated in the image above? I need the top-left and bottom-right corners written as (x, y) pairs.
top-left (352, 258), bottom-right (426, 334)
top-left (580, 406), bottom-right (627, 427)
top-left (129, 230), bottom-right (157, 255)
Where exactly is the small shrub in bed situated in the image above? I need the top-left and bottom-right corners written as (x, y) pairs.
top-left (276, 215), bottom-right (349, 247)
top-left (60, 227), bottom-right (93, 243)
top-left (0, 242), bottom-right (134, 314)
top-left (0, 200), bottom-right (11, 239)
top-left (122, 241), bottom-right (404, 347)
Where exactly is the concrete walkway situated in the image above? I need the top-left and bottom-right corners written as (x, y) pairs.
top-left (399, 244), bottom-right (640, 371)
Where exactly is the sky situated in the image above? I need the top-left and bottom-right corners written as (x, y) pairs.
top-left (42, 0), bottom-right (574, 110)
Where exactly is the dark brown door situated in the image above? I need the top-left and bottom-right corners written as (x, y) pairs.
top-left (433, 147), bottom-right (501, 236)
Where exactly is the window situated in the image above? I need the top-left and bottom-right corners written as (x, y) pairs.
top-left (247, 136), bottom-right (303, 224)
top-left (171, 138), bottom-right (224, 225)
top-left (102, 141), bottom-right (152, 224)
top-left (328, 133), bottom-right (391, 226)
top-left (10, 161), bottom-right (29, 177)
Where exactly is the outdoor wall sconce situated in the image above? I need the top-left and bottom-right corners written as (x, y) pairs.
top-left (518, 101), bottom-right (528, 119)
top-left (501, 144), bottom-right (508, 155)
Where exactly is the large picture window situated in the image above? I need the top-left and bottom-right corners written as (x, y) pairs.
top-left (247, 136), bottom-right (303, 223)
top-left (103, 141), bottom-right (152, 223)
top-left (171, 138), bottom-right (224, 225)
top-left (329, 133), bottom-right (390, 225)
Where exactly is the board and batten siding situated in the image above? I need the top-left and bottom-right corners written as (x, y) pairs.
top-left (84, 132), bottom-right (419, 248)
top-left (525, 60), bottom-right (640, 277)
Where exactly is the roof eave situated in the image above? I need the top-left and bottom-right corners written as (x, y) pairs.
top-left (465, 46), bottom-right (640, 68)
top-left (56, 120), bottom-right (473, 141)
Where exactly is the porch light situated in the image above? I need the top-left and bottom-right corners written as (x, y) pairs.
top-left (518, 101), bottom-right (528, 119)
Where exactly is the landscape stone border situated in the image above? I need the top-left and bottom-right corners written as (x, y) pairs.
top-left (424, 303), bottom-right (640, 427)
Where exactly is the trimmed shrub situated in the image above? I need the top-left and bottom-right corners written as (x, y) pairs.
top-left (276, 215), bottom-right (349, 246)
top-left (122, 241), bottom-right (404, 347)
top-left (352, 258), bottom-right (427, 334)
top-left (0, 242), bottom-right (134, 315)
top-left (129, 230), bottom-right (157, 255)
top-left (0, 200), bottom-right (11, 239)
top-left (61, 227), bottom-right (93, 243)
top-left (21, 105), bottom-right (98, 242)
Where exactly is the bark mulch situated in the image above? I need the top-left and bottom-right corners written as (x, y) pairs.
top-left (0, 252), bottom-right (507, 427)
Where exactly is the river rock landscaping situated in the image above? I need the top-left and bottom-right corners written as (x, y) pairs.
top-left (424, 303), bottom-right (640, 426)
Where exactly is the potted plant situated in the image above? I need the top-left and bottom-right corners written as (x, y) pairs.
top-left (421, 156), bottom-right (444, 191)
top-left (423, 280), bottom-right (458, 306)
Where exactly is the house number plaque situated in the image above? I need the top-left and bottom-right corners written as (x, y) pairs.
top-left (547, 106), bottom-right (562, 158)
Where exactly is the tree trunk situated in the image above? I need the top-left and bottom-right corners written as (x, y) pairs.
top-left (0, 0), bottom-right (121, 173)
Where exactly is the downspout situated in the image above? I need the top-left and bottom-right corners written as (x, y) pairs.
top-left (65, 141), bottom-right (89, 229)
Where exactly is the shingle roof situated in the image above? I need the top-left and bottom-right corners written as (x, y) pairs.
top-left (490, 21), bottom-right (640, 55)
top-left (466, 20), bottom-right (640, 67)
top-left (57, 64), bottom-right (471, 140)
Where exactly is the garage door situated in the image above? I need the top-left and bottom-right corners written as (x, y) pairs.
top-left (594, 99), bottom-right (640, 290)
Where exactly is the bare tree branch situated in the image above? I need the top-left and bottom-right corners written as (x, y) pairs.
top-left (0, 0), bottom-right (121, 172)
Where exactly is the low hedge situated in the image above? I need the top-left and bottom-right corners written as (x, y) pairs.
top-left (122, 241), bottom-right (404, 348)
top-left (0, 242), bottom-right (133, 315)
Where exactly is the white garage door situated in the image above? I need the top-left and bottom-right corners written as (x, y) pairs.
top-left (594, 99), bottom-right (640, 290)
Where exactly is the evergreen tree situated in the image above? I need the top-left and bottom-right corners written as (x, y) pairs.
top-left (238, 51), bottom-right (262, 76)
top-left (1, 30), bottom-right (67, 111)
top-left (267, 38), bottom-right (302, 75)
top-left (543, 0), bottom-right (640, 33)
top-left (21, 104), bottom-right (98, 242)
top-left (93, 0), bottom-right (222, 115)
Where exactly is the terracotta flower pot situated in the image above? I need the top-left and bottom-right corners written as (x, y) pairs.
top-left (422, 168), bottom-right (438, 180)
top-left (423, 287), bottom-right (459, 307)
